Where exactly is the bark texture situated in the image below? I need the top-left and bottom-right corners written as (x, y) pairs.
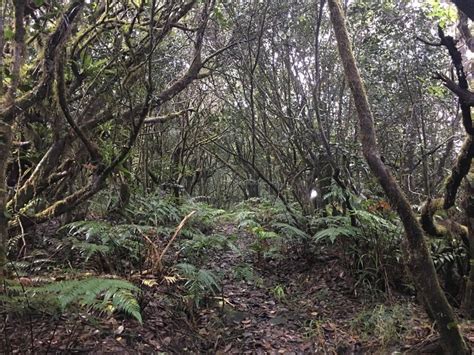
top-left (462, 169), bottom-right (474, 317)
top-left (327, 0), bottom-right (469, 353)
top-left (0, 122), bottom-right (12, 280)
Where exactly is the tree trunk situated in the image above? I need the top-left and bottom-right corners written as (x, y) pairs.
top-left (0, 121), bottom-right (12, 280)
top-left (327, 0), bottom-right (469, 353)
top-left (462, 168), bottom-right (474, 317)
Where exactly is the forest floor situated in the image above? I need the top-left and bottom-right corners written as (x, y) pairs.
top-left (3, 219), bottom-right (474, 354)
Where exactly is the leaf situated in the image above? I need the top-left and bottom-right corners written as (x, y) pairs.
top-left (142, 279), bottom-right (158, 287)
top-left (4, 27), bottom-right (14, 41)
top-left (313, 226), bottom-right (359, 244)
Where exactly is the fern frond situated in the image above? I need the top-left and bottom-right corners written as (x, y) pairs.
top-left (175, 263), bottom-right (220, 307)
top-left (111, 290), bottom-right (142, 323)
top-left (176, 263), bottom-right (197, 277)
top-left (196, 269), bottom-right (219, 291)
top-left (313, 226), bottom-right (360, 244)
top-left (43, 278), bottom-right (142, 323)
top-left (271, 222), bottom-right (308, 239)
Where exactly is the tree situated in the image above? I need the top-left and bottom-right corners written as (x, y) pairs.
top-left (327, 0), bottom-right (469, 353)
top-left (0, 0), bottom-right (228, 280)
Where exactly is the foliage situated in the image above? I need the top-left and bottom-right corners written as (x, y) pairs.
top-left (311, 197), bottom-right (404, 293)
top-left (232, 199), bottom-right (305, 227)
top-left (429, 236), bottom-right (467, 297)
top-left (232, 263), bottom-right (263, 286)
top-left (229, 198), bottom-right (309, 261)
top-left (423, 0), bottom-right (458, 28)
top-left (270, 222), bottom-right (309, 240)
top-left (271, 284), bottom-right (286, 301)
top-left (249, 226), bottom-right (282, 261)
top-left (127, 194), bottom-right (182, 225)
top-left (64, 220), bottom-right (152, 271)
top-left (351, 304), bottom-right (412, 347)
top-left (64, 195), bottom-right (230, 271)
top-left (180, 233), bottom-right (239, 264)
top-left (430, 238), bottom-right (467, 273)
top-left (2, 277), bottom-right (142, 323)
top-left (182, 201), bottom-right (227, 233)
top-left (175, 263), bottom-right (220, 308)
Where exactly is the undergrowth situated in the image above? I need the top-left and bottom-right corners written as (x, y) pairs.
top-left (2, 277), bottom-right (142, 323)
top-left (5, 185), bottom-right (465, 336)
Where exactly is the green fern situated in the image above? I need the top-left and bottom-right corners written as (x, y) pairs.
top-left (310, 197), bottom-right (404, 293)
top-left (72, 240), bottom-right (111, 261)
top-left (313, 226), bottom-right (360, 244)
top-left (175, 263), bottom-right (220, 307)
top-left (352, 209), bottom-right (400, 235)
top-left (64, 220), bottom-right (152, 267)
top-left (128, 195), bottom-right (181, 224)
top-left (271, 222), bottom-right (308, 239)
top-left (4, 277), bottom-right (142, 323)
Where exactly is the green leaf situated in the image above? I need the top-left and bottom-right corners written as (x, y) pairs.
top-left (4, 27), bottom-right (14, 41)
top-left (314, 226), bottom-right (359, 244)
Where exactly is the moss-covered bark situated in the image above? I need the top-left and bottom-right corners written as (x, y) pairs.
top-left (444, 136), bottom-right (473, 208)
top-left (8, 138), bottom-right (66, 211)
top-left (0, 121), bottom-right (12, 280)
top-left (462, 169), bottom-right (474, 317)
top-left (420, 198), bottom-right (445, 237)
top-left (327, 0), bottom-right (469, 353)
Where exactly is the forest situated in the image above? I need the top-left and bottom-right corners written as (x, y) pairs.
top-left (0, 0), bottom-right (474, 353)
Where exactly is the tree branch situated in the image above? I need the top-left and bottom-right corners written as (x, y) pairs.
top-left (435, 73), bottom-right (474, 106)
top-left (0, 0), bottom-right (85, 123)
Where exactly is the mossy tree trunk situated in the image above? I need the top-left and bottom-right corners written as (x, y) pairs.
top-left (0, 0), bottom-right (26, 283)
top-left (462, 169), bottom-right (474, 317)
top-left (327, 0), bottom-right (469, 353)
top-left (0, 122), bottom-right (12, 281)
top-left (0, 0), bottom-right (85, 279)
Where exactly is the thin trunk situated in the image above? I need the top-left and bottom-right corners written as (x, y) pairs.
top-left (327, 0), bottom-right (469, 353)
top-left (0, 122), bottom-right (12, 280)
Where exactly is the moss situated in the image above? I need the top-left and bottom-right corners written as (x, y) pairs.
top-left (444, 136), bottom-right (473, 208)
top-left (421, 198), bottom-right (447, 238)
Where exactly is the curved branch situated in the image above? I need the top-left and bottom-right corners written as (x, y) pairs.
top-left (444, 135), bottom-right (474, 208)
top-left (436, 73), bottom-right (474, 107)
top-left (56, 54), bottom-right (102, 163)
top-left (0, 0), bottom-right (85, 123)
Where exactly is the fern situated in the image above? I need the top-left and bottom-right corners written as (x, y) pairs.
top-left (72, 240), bottom-right (111, 261)
top-left (310, 215), bottom-right (352, 229)
top-left (64, 220), bottom-right (152, 267)
top-left (175, 263), bottom-right (220, 307)
top-left (231, 210), bottom-right (256, 221)
top-left (4, 277), bottom-right (142, 323)
top-left (310, 198), bottom-right (405, 293)
top-left (352, 209), bottom-right (400, 235)
top-left (128, 195), bottom-right (181, 224)
top-left (313, 225), bottom-right (360, 244)
top-left (271, 222), bottom-right (308, 239)
top-left (181, 233), bottom-right (238, 263)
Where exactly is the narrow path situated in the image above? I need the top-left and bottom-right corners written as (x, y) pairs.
top-left (185, 223), bottom-right (366, 353)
